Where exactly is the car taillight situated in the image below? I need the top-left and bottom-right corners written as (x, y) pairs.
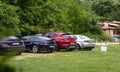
top-left (84, 40), bottom-right (89, 42)
top-left (19, 40), bottom-right (24, 45)
top-left (0, 42), bottom-right (11, 47)
top-left (61, 38), bottom-right (66, 41)
top-left (40, 41), bottom-right (46, 44)
top-left (0, 42), bottom-right (10, 44)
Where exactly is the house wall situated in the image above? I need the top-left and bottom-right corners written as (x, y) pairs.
top-left (103, 29), bottom-right (114, 37)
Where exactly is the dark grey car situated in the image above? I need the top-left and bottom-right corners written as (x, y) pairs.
top-left (0, 36), bottom-right (25, 55)
top-left (22, 35), bottom-right (56, 53)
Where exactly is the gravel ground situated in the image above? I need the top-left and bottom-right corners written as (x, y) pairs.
top-left (14, 52), bottom-right (55, 60)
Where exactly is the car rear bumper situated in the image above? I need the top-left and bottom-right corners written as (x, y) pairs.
top-left (35, 45), bottom-right (56, 52)
top-left (0, 45), bottom-right (25, 54)
top-left (38, 45), bottom-right (56, 51)
top-left (59, 42), bottom-right (76, 48)
top-left (60, 45), bottom-right (76, 49)
top-left (83, 43), bottom-right (95, 48)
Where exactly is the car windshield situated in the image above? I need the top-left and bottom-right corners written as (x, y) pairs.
top-left (61, 34), bottom-right (71, 37)
top-left (38, 36), bottom-right (51, 40)
top-left (22, 36), bottom-right (30, 40)
top-left (79, 35), bottom-right (90, 39)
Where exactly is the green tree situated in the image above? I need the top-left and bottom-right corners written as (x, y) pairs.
top-left (0, 0), bottom-right (104, 36)
top-left (92, 0), bottom-right (114, 20)
top-left (110, 2), bottom-right (120, 21)
top-left (18, 0), bottom-right (103, 35)
top-left (0, 53), bottom-right (16, 72)
top-left (0, 1), bottom-right (20, 37)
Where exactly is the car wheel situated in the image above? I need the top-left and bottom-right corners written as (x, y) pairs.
top-left (66, 48), bottom-right (73, 51)
top-left (69, 49), bottom-right (74, 51)
top-left (66, 48), bottom-right (70, 51)
top-left (32, 45), bottom-right (39, 53)
top-left (47, 49), bottom-right (53, 53)
top-left (55, 43), bottom-right (60, 51)
top-left (88, 48), bottom-right (93, 51)
top-left (76, 44), bottom-right (82, 50)
top-left (85, 47), bottom-right (92, 51)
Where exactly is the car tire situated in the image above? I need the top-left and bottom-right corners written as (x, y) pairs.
top-left (69, 49), bottom-right (74, 51)
top-left (55, 43), bottom-right (60, 51)
top-left (85, 47), bottom-right (92, 51)
top-left (66, 48), bottom-right (70, 51)
top-left (66, 48), bottom-right (73, 51)
top-left (76, 44), bottom-right (82, 50)
top-left (89, 48), bottom-right (92, 50)
top-left (47, 49), bottom-right (53, 53)
top-left (32, 45), bottom-right (39, 53)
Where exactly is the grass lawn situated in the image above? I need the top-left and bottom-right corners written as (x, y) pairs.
top-left (9, 44), bottom-right (120, 72)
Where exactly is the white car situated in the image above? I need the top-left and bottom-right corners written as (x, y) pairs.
top-left (72, 35), bottom-right (96, 50)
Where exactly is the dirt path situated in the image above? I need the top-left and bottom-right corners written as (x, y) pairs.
top-left (14, 52), bottom-right (55, 60)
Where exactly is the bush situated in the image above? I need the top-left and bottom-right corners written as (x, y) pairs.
top-left (0, 52), bottom-right (16, 72)
top-left (85, 33), bottom-right (112, 42)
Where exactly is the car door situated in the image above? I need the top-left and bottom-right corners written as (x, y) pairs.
top-left (22, 36), bottom-right (31, 51)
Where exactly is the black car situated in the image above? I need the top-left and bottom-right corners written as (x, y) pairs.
top-left (0, 36), bottom-right (25, 55)
top-left (22, 35), bottom-right (56, 53)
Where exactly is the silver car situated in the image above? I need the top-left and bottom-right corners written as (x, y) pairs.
top-left (73, 35), bottom-right (95, 50)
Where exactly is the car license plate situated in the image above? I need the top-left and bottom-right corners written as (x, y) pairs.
top-left (12, 43), bottom-right (20, 45)
top-left (49, 46), bottom-right (55, 48)
top-left (70, 42), bottom-right (75, 45)
top-left (69, 46), bottom-right (75, 48)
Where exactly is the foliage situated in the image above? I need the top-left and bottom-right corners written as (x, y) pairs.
top-left (115, 26), bottom-right (120, 34)
top-left (85, 32), bottom-right (112, 42)
top-left (16, 0), bottom-right (103, 36)
top-left (1, 0), bottom-right (119, 40)
top-left (0, 2), bottom-right (20, 35)
top-left (110, 2), bottom-right (120, 21)
top-left (92, 0), bottom-right (120, 21)
top-left (92, 0), bottom-right (114, 21)
top-left (0, 52), bottom-right (16, 72)
top-left (92, 0), bottom-right (113, 16)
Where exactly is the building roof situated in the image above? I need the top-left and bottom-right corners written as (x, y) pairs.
top-left (102, 26), bottom-right (115, 30)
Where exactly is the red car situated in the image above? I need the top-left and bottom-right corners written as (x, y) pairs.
top-left (42, 32), bottom-right (76, 51)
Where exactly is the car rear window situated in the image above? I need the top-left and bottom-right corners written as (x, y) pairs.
top-left (61, 34), bottom-right (71, 37)
top-left (38, 36), bottom-right (51, 40)
top-left (79, 36), bottom-right (90, 39)
top-left (28, 36), bottom-right (50, 41)
top-left (0, 36), bottom-right (19, 42)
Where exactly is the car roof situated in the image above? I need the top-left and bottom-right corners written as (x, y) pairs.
top-left (22, 35), bottom-right (51, 40)
top-left (1, 36), bottom-right (18, 39)
top-left (72, 35), bottom-right (83, 36)
top-left (47, 32), bottom-right (70, 35)
top-left (0, 36), bottom-right (19, 41)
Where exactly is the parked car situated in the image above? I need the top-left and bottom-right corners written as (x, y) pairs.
top-left (0, 36), bottom-right (25, 55)
top-left (22, 35), bottom-right (56, 53)
top-left (42, 32), bottom-right (76, 51)
top-left (72, 35), bottom-right (95, 50)
top-left (113, 35), bottom-right (119, 42)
